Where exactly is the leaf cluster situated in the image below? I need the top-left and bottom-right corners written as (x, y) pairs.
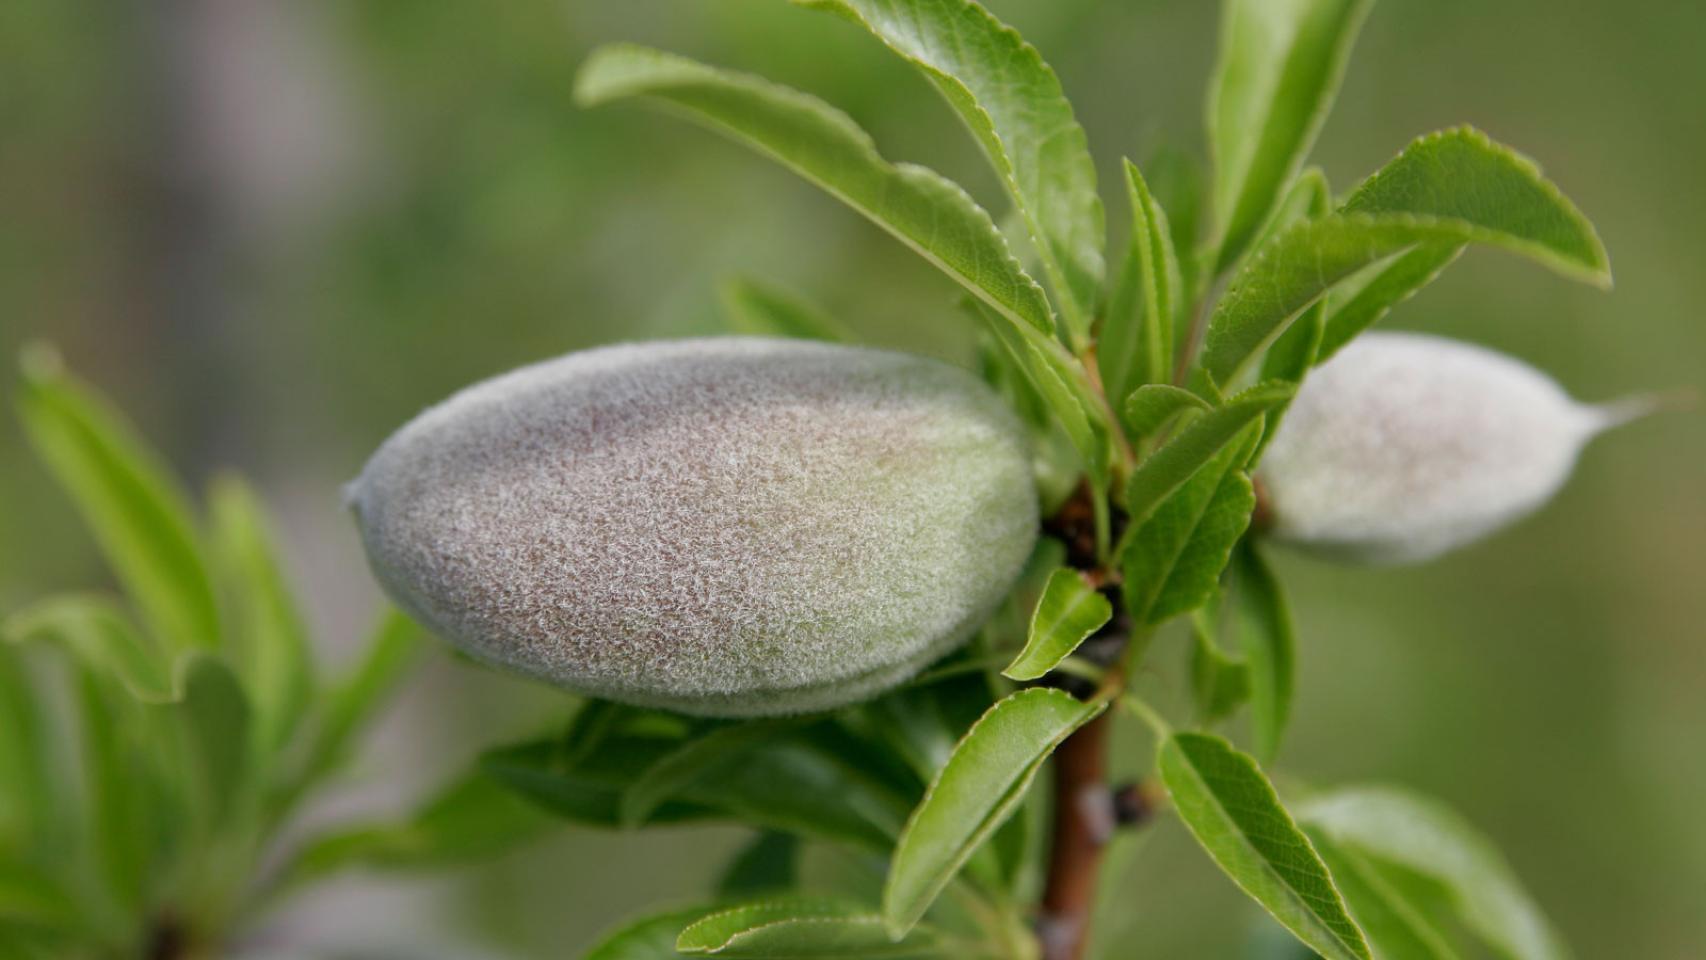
top-left (0, 349), bottom-right (519, 957)
top-left (524, 0), bottom-right (1609, 956)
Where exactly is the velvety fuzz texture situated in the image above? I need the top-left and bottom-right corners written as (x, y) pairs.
top-left (1258, 332), bottom-right (1630, 565)
top-left (348, 338), bottom-right (1037, 716)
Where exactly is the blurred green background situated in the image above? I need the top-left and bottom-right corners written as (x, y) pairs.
top-left (2, 0), bottom-right (1702, 956)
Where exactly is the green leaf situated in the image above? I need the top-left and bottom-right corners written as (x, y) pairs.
top-left (979, 329), bottom-right (1052, 432)
top-left (486, 726), bottom-right (911, 853)
top-left (1207, 0), bottom-right (1373, 271)
top-left (1203, 127), bottom-right (1612, 382)
top-left (1158, 732), bottom-right (1370, 960)
top-left (560, 699), bottom-right (666, 771)
top-left (1258, 298), bottom-right (1324, 387)
top-left (1120, 159), bottom-right (1183, 393)
top-left (575, 44), bottom-right (1052, 336)
top-left (16, 346), bottom-right (220, 653)
top-left (622, 719), bottom-right (806, 828)
top-left (1249, 166), bottom-right (1332, 258)
top-left (1308, 829), bottom-right (1463, 960)
top-left (4, 596), bottom-right (172, 703)
top-left (0, 645), bottom-right (54, 853)
top-left (209, 474), bottom-right (315, 756)
top-left (977, 303), bottom-right (1111, 485)
top-left (1123, 383), bottom-right (1210, 439)
top-left (883, 688), bottom-right (1103, 936)
top-left (1231, 543), bottom-right (1295, 763)
top-left (852, 677), bottom-right (1022, 897)
top-left (1252, 169), bottom-right (1332, 403)
top-left (484, 737), bottom-right (722, 830)
top-left (1202, 214), bottom-right (1448, 383)
top-left (284, 771), bottom-right (555, 888)
top-left (861, 671), bottom-right (992, 785)
top-left (1297, 786), bottom-right (1569, 960)
top-left (1100, 242), bottom-right (1145, 422)
top-left (584, 904), bottom-right (717, 960)
top-left (692, 736), bottom-right (913, 852)
top-left (680, 899), bottom-right (945, 958)
top-left (1311, 125), bottom-right (1611, 364)
top-left (73, 668), bottom-right (157, 917)
top-left (1123, 381), bottom-right (1292, 528)
top-left (301, 608), bottom-right (424, 784)
top-left (718, 832), bottom-right (800, 898)
top-left (169, 654), bottom-right (252, 825)
top-left (719, 276), bottom-right (853, 342)
top-left (1188, 608), bottom-right (1251, 724)
top-left (1316, 242), bottom-right (1462, 363)
top-left (0, 860), bottom-right (80, 934)
top-left (1145, 144), bottom-right (1208, 326)
top-left (1002, 569), bottom-right (1112, 681)
top-left (1122, 428), bottom-right (1259, 625)
top-left (987, 786), bottom-right (1036, 898)
top-left (1342, 127), bottom-right (1609, 285)
top-left (797, 0), bottom-right (1105, 340)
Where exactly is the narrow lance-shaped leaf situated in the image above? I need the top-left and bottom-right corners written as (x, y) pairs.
top-left (1259, 297), bottom-right (1325, 387)
top-left (719, 276), bottom-right (854, 343)
top-left (1002, 568), bottom-right (1112, 681)
top-left (1317, 242), bottom-right (1462, 363)
top-left (282, 772), bottom-right (555, 890)
top-left (1315, 124), bottom-right (1611, 363)
top-left (575, 44), bottom-right (1053, 336)
top-left (1100, 235), bottom-right (1145, 421)
top-left (1202, 127), bottom-right (1610, 383)
top-left (680, 899), bottom-right (947, 958)
top-left (706, 739), bottom-right (916, 849)
top-left (1256, 168), bottom-right (1334, 391)
top-left (884, 688), bottom-right (1103, 936)
top-left (1123, 383), bottom-right (1209, 440)
top-left (1188, 607), bottom-right (1251, 723)
top-left (16, 346), bottom-right (220, 653)
top-left (1124, 381), bottom-right (1292, 528)
top-left (1158, 732), bottom-right (1371, 960)
top-left (1342, 127), bottom-right (1609, 284)
top-left (1248, 166), bottom-right (1332, 268)
top-left (975, 301), bottom-right (1111, 486)
top-left (797, 0), bottom-right (1106, 339)
top-left (1308, 829), bottom-right (1463, 960)
top-left (1231, 542), bottom-right (1295, 763)
top-left (4, 597), bottom-right (172, 703)
top-left (0, 645), bottom-right (53, 851)
top-left (679, 899), bottom-right (945, 958)
top-left (860, 670), bottom-right (992, 785)
top-left (1145, 145), bottom-right (1208, 345)
top-left (168, 654), bottom-right (252, 826)
top-left (621, 719), bottom-right (806, 828)
top-left (1297, 786), bottom-right (1570, 960)
top-left (22, 623), bottom-right (189, 902)
top-left (1122, 426), bottom-right (1259, 626)
top-left (481, 733), bottom-right (722, 833)
top-left (1207, 0), bottom-right (1373, 271)
top-left (209, 474), bottom-right (315, 757)
top-left (1125, 159), bottom-right (1183, 391)
top-left (1202, 215), bottom-right (1463, 383)
top-left (298, 609), bottom-right (424, 786)
top-left (584, 903), bottom-right (715, 960)
top-left (486, 722), bottom-right (913, 854)
top-left (717, 832), bottom-right (800, 897)
top-left (74, 669), bottom-right (156, 916)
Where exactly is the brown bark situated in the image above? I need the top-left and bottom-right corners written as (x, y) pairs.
top-left (1036, 710), bottom-right (1115, 960)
